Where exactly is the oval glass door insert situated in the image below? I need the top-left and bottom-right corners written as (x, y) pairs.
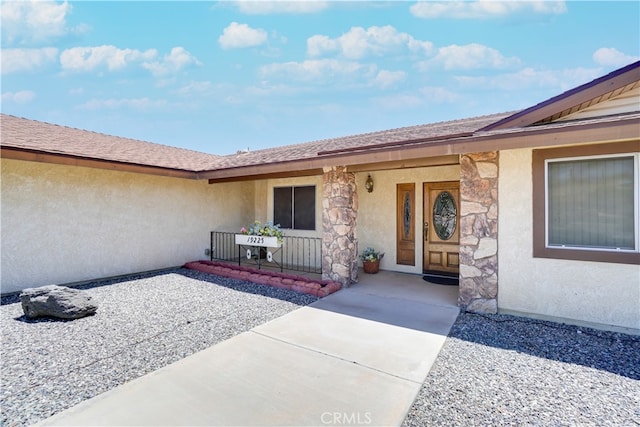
top-left (433, 191), bottom-right (456, 240)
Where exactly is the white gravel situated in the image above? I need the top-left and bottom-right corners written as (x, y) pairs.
top-left (0, 268), bottom-right (317, 427)
top-left (403, 312), bottom-right (640, 427)
top-left (3, 271), bottom-right (638, 427)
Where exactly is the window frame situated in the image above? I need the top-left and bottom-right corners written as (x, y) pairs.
top-left (273, 185), bottom-right (316, 231)
top-left (532, 142), bottom-right (640, 265)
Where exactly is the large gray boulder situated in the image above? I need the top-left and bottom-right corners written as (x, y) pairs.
top-left (20, 285), bottom-right (98, 319)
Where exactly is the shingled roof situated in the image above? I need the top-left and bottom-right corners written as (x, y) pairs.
top-left (1, 111), bottom-right (513, 175)
top-left (212, 112), bottom-right (512, 170)
top-left (1, 114), bottom-right (222, 172)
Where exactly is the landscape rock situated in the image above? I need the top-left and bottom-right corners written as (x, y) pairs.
top-left (20, 285), bottom-right (98, 319)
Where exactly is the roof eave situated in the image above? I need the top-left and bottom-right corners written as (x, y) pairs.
top-left (481, 61), bottom-right (640, 131)
top-left (204, 115), bottom-right (640, 183)
top-left (1, 147), bottom-right (200, 180)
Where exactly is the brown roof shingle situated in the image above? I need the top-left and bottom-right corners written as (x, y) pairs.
top-left (1, 112), bottom-right (514, 173)
top-left (211, 112), bottom-right (513, 170)
top-left (1, 114), bottom-right (222, 172)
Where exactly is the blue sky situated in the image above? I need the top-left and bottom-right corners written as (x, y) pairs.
top-left (2, 1), bottom-right (638, 155)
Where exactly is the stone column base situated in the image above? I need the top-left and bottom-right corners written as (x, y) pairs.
top-left (321, 167), bottom-right (358, 287)
top-left (458, 152), bottom-right (499, 314)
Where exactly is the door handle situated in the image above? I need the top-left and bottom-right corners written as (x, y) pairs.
top-left (424, 222), bottom-right (429, 240)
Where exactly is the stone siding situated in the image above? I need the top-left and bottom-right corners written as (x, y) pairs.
top-left (459, 152), bottom-right (499, 313)
top-left (321, 167), bottom-right (358, 287)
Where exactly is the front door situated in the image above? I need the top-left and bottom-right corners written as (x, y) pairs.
top-left (423, 181), bottom-right (459, 275)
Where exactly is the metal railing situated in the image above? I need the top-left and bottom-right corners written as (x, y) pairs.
top-left (209, 231), bottom-right (237, 262)
top-left (210, 231), bottom-right (322, 274)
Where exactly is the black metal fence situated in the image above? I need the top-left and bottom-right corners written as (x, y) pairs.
top-left (210, 231), bottom-right (322, 274)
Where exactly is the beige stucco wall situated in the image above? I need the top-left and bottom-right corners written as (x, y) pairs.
top-left (253, 180), bottom-right (268, 227)
top-left (498, 148), bottom-right (640, 330)
top-left (356, 165), bottom-right (460, 275)
top-left (1, 159), bottom-right (254, 293)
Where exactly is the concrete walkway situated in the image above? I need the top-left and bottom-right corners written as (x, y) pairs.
top-left (39, 271), bottom-right (460, 426)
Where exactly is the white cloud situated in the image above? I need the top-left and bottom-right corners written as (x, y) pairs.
top-left (79, 97), bottom-right (168, 111)
top-left (59, 45), bottom-right (198, 77)
top-left (224, 95), bottom-right (244, 105)
top-left (1, 0), bottom-right (88, 46)
top-left (373, 70), bottom-right (406, 89)
top-left (455, 67), bottom-right (601, 92)
top-left (245, 82), bottom-right (303, 97)
top-left (259, 59), bottom-right (376, 83)
top-left (372, 86), bottom-right (459, 110)
top-left (219, 22), bottom-right (268, 49)
top-left (419, 86), bottom-right (459, 104)
top-left (372, 93), bottom-right (424, 109)
top-left (455, 68), bottom-right (550, 90)
top-left (174, 80), bottom-right (213, 97)
top-left (426, 43), bottom-right (520, 70)
top-left (593, 48), bottom-right (639, 68)
top-left (307, 35), bottom-right (335, 57)
top-left (259, 58), bottom-right (407, 88)
top-left (143, 47), bottom-right (201, 77)
top-left (60, 45), bottom-right (157, 72)
top-left (410, 1), bottom-right (567, 19)
top-left (1, 48), bottom-right (58, 74)
top-left (307, 26), bottom-right (432, 59)
top-left (233, 1), bottom-right (329, 15)
top-left (1, 90), bottom-right (36, 104)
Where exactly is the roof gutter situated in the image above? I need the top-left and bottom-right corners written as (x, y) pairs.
top-left (316, 132), bottom-right (473, 156)
top-left (1, 147), bottom-right (201, 180)
top-left (203, 115), bottom-right (640, 183)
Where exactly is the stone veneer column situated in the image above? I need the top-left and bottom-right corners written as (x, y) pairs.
top-left (321, 166), bottom-right (358, 287)
top-left (458, 152), bottom-right (499, 313)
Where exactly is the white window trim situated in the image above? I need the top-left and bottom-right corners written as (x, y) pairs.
top-left (544, 152), bottom-right (640, 253)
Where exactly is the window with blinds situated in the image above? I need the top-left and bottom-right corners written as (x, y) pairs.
top-left (533, 143), bottom-right (639, 264)
top-left (546, 155), bottom-right (636, 251)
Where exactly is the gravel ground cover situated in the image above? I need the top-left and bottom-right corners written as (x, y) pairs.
top-left (3, 271), bottom-right (639, 427)
top-left (0, 268), bottom-right (317, 427)
top-left (403, 311), bottom-right (640, 427)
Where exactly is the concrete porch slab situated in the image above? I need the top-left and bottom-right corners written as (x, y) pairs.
top-left (254, 289), bottom-right (459, 383)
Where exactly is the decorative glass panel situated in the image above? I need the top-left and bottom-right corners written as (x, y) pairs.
top-left (433, 191), bottom-right (457, 240)
top-left (403, 192), bottom-right (411, 238)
